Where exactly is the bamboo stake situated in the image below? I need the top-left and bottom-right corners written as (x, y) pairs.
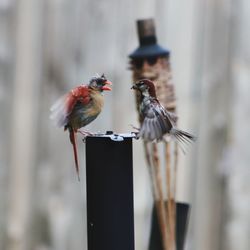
top-left (144, 140), bottom-right (170, 250)
top-left (144, 142), bottom-right (157, 201)
top-left (172, 142), bottom-right (179, 248)
top-left (165, 142), bottom-right (175, 249)
top-left (152, 143), bottom-right (169, 250)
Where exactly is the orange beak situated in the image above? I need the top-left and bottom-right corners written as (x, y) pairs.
top-left (102, 80), bottom-right (112, 91)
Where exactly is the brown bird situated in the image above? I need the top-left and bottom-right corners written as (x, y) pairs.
top-left (131, 79), bottom-right (195, 146)
top-left (50, 74), bottom-right (112, 180)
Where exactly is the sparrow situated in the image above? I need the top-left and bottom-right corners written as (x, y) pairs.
top-left (50, 74), bottom-right (112, 180)
top-left (131, 79), bottom-right (195, 145)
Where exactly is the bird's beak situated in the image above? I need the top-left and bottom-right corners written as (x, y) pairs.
top-left (102, 80), bottom-right (112, 91)
top-left (131, 84), bottom-right (138, 90)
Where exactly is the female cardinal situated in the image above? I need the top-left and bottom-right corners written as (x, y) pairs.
top-left (131, 79), bottom-right (195, 145)
top-left (50, 74), bottom-right (112, 180)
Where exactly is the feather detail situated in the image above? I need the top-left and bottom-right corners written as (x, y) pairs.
top-left (138, 97), bottom-right (196, 144)
top-left (133, 79), bottom-right (196, 149)
top-left (165, 110), bottom-right (178, 124)
top-left (170, 128), bottom-right (196, 145)
top-left (69, 127), bottom-right (80, 181)
top-left (138, 98), bottom-right (173, 141)
top-left (50, 93), bottom-right (75, 127)
top-left (50, 85), bottom-right (90, 128)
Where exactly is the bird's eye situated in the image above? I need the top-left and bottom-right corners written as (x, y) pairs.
top-left (97, 79), bottom-right (104, 85)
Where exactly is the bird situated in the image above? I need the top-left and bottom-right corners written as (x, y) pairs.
top-left (50, 74), bottom-right (112, 180)
top-left (131, 79), bottom-right (195, 147)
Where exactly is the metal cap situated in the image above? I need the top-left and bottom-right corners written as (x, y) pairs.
top-left (129, 18), bottom-right (170, 59)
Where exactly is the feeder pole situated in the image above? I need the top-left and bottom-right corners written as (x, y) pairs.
top-left (85, 133), bottom-right (135, 250)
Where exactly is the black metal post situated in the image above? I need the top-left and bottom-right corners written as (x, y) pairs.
top-left (85, 134), bottom-right (135, 250)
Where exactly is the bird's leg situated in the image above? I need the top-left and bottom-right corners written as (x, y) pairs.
top-left (77, 129), bottom-right (94, 136)
top-left (129, 124), bottom-right (140, 139)
top-left (77, 129), bottom-right (96, 143)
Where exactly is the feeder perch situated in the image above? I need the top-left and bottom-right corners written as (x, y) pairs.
top-left (85, 133), bottom-right (135, 250)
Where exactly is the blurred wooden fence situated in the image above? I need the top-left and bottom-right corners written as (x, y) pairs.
top-left (0, 0), bottom-right (250, 250)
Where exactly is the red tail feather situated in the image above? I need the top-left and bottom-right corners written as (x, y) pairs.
top-left (69, 128), bottom-right (80, 181)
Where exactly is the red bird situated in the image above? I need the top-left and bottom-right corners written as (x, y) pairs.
top-left (131, 79), bottom-right (195, 146)
top-left (50, 74), bottom-right (112, 180)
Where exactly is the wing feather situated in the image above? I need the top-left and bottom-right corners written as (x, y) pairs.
top-left (139, 97), bottom-right (196, 144)
top-left (139, 99), bottom-right (173, 141)
top-left (50, 85), bottom-right (90, 128)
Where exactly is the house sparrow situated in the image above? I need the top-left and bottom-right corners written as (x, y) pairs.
top-left (131, 79), bottom-right (195, 145)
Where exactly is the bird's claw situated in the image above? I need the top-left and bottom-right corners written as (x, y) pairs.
top-left (77, 129), bottom-right (93, 136)
top-left (129, 124), bottom-right (140, 139)
top-left (78, 129), bottom-right (95, 143)
top-left (131, 131), bottom-right (140, 140)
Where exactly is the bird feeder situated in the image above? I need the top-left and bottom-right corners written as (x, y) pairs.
top-left (129, 19), bottom-right (175, 114)
top-left (129, 18), bottom-right (190, 250)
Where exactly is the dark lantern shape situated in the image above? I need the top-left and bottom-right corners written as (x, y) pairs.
top-left (129, 18), bottom-right (170, 59)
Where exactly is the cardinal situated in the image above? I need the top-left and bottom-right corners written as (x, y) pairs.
top-left (131, 79), bottom-right (195, 146)
top-left (50, 74), bottom-right (112, 180)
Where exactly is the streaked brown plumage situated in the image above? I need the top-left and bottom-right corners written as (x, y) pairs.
top-left (131, 79), bottom-right (195, 145)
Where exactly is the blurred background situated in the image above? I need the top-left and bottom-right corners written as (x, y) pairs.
top-left (1, 0), bottom-right (250, 250)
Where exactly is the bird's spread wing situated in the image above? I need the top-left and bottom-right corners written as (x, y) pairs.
top-left (50, 85), bottom-right (90, 127)
top-left (158, 103), bottom-right (178, 124)
top-left (139, 99), bottom-right (173, 141)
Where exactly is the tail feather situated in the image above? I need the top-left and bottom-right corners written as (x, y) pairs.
top-left (170, 128), bottom-right (196, 145)
top-left (69, 128), bottom-right (80, 181)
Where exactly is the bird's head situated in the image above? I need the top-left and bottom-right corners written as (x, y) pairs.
top-left (89, 74), bottom-right (112, 92)
top-left (131, 79), bottom-right (156, 98)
